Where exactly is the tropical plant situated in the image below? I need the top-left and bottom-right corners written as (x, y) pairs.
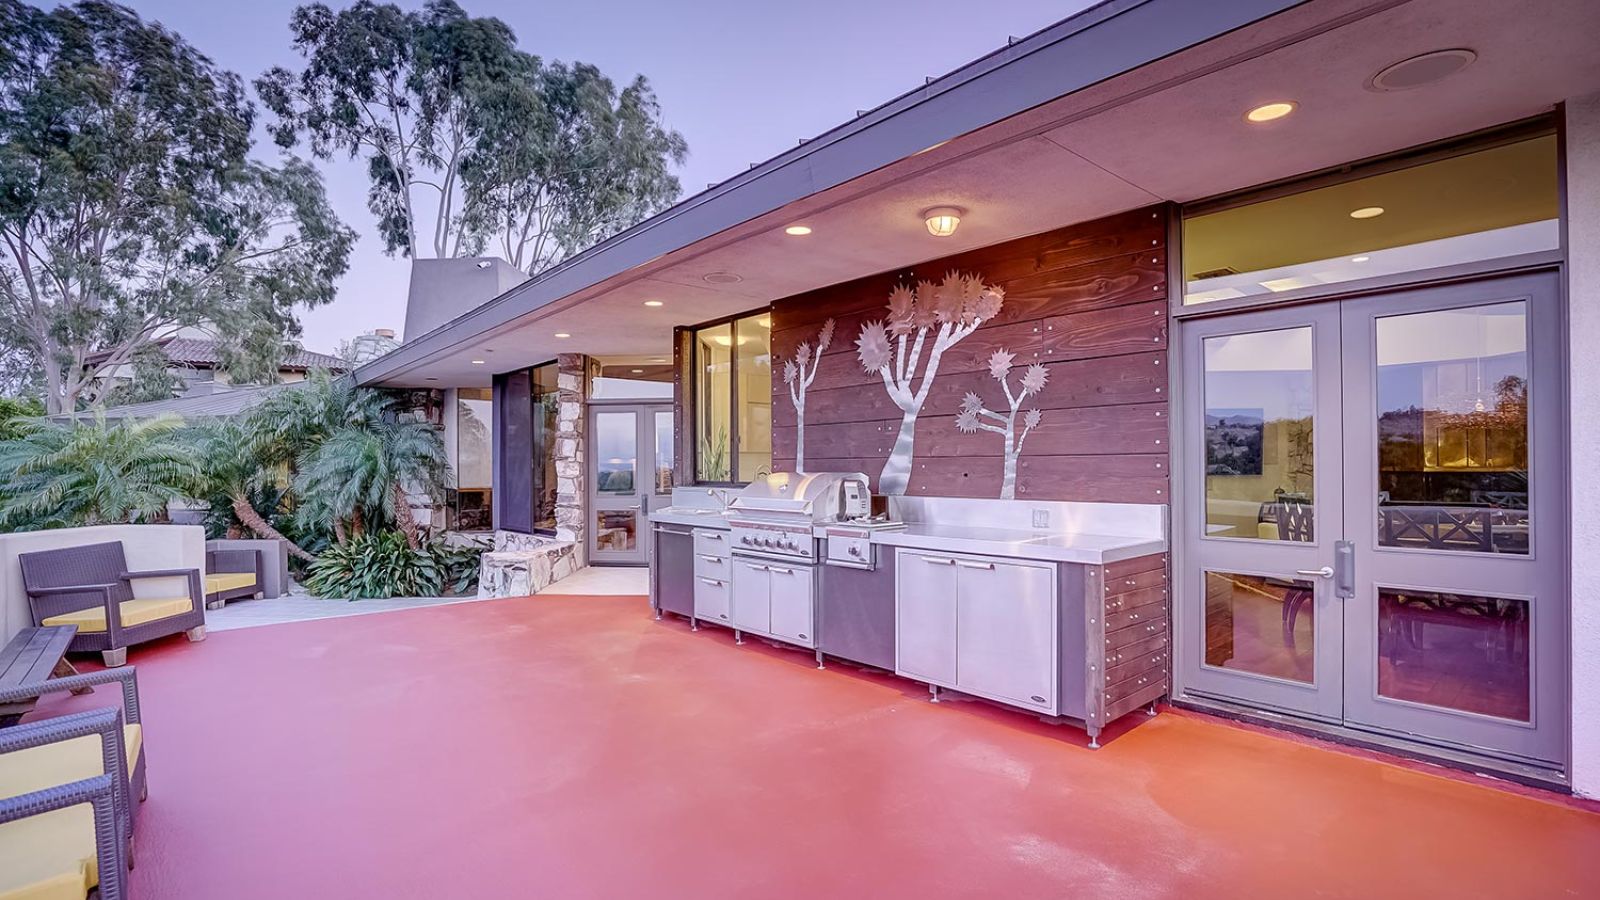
top-left (0, 413), bottom-right (199, 529)
top-left (954, 350), bottom-right (1049, 500)
top-left (257, 0), bottom-right (685, 273)
top-left (0, 1), bottom-right (354, 414)
top-left (302, 531), bottom-right (478, 599)
top-left (292, 411), bottom-right (449, 549)
top-left (188, 418), bottom-right (318, 561)
top-left (855, 271), bottom-right (1004, 494)
top-left (0, 396), bottom-right (43, 441)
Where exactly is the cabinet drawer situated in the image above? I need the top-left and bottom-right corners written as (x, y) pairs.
top-left (693, 553), bottom-right (731, 580)
top-left (1102, 584), bottom-right (1167, 614)
top-left (1105, 648), bottom-right (1169, 688)
top-left (1104, 599), bottom-right (1166, 633)
top-left (1105, 615), bottom-right (1168, 651)
top-left (1105, 554), bottom-right (1166, 582)
top-left (1104, 632), bottom-right (1168, 668)
top-left (693, 529), bottom-right (731, 558)
top-left (693, 575), bottom-right (731, 623)
top-left (1104, 668), bottom-right (1165, 706)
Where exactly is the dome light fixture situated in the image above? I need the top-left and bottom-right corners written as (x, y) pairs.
top-left (1350, 207), bottom-right (1385, 219)
top-left (784, 224), bottom-right (812, 236)
top-left (923, 206), bottom-right (964, 237)
top-left (1245, 101), bottom-right (1296, 123)
top-left (554, 332), bottom-right (572, 339)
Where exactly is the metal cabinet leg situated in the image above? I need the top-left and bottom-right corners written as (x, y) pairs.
top-left (929, 684), bottom-right (941, 704)
top-left (1147, 702), bottom-right (1158, 717)
top-left (1087, 728), bottom-right (1101, 750)
top-left (734, 629), bottom-right (743, 645)
top-left (690, 616), bottom-right (699, 631)
top-left (815, 649), bottom-right (825, 670)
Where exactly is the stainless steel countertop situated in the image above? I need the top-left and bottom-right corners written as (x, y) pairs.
top-left (648, 508), bottom-right (731, 529)
top-left (872, 523), bottom-right (1165, 565)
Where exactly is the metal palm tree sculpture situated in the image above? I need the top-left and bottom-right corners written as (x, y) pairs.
top-left (855, 271), bottom-right (1004, 494)
top-left (955, 349), bottom-right (1048, 499)
top-left (781, 317), bottom-right (834, 473)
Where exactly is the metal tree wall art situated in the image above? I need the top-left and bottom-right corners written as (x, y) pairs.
top-left (955, 350), bottom-right (1048, 499)
top-left (781, 317), bottom-right (834, 472)
top-left (855, 271), bottom-right (1004, 494)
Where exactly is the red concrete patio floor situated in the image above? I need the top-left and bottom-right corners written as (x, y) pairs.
top-left (33, 594), bottom-right (1600, 898)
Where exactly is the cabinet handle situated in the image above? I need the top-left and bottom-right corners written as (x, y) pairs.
top-left (770, 567), bottom-right (794, 575)
top-left (698, 555), bottom-right (723, 563)
top-left (956, 560), bottom-right (994, 570)
top-left (698, 578), bottom-right (724, 586)
top-left (703, 533), bottom-right (724, 540)
top-left (747, 564), bottom-right (769, 572)
top-left (918, 556), bottom-right (955, 565)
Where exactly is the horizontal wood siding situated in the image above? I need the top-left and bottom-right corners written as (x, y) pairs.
top-left (770, 206), bottom-right (1170, 503)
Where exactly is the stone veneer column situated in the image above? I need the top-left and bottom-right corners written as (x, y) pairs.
top-left (554, 353), bottom-right (589, 566)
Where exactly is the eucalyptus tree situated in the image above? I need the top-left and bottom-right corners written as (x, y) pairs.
top-left (258, 0), bottom-right (686, 273)
top-left (0, 1), bottom-right (355, 415)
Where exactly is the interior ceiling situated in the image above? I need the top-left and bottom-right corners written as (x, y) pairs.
top-left (386, 0), bottom-right (1600, 387)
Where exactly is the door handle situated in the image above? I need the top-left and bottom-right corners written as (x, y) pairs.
top-left (1295, 566), bottom-right (1334, 578)
top-left (1334, 540), bottom-right (1355, 599)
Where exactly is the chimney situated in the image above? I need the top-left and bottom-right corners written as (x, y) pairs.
top-left (402, 258), bottom-right (530, 342)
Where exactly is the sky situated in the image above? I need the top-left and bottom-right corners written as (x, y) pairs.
top-left (121, 0), bottom-right (1093, 354)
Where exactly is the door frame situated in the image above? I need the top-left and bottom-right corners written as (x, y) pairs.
top-left (1170, 267), bottom-right (1570, 776)
top-left (587, 401), bottom-right (673, 566)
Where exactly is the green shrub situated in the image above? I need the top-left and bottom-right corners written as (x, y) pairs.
top-left (303, 531), bottom-right (480, 600)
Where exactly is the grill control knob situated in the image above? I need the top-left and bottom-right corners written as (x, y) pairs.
top-left (848, 545), bottom-right (862, 557)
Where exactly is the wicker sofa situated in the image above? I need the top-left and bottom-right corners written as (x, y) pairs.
top-left (0, 706), bottom-right (133, 900)
top-left (20, 541), bottom-right (207, 667)
top-left (204, 547), bottom-right (265, 609)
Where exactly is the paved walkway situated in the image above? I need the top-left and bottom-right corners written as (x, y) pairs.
top-left (205, 565), bottom-right (649, 631)
top-left (38, 595), bottom-right (1600, 898)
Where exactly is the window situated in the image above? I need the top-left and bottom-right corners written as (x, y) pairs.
top-left (1183, 134), bottom-right (1559, 305)
top-left (452, 387), bottom-right (493, 531)
top-left (692, 311), bottom-right (771, 483)
top-left (531, 362), bottom-right (559, 532)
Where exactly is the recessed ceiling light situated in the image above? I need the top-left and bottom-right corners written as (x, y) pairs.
top-left (784, 225), bottom-right (812, 236)
top-left (554, 332), bottom-right (571, 339)
top-left (631, 368), bottom-right (644, 374)
top-left (1245, 101), bottom-right (1296, 123)
top-left (651, 358), bottom-right (667, 363)
top-left (1351, 255), bottom-right (1371, 263)
top-left (703, 271), bottom-right (742, 285)
top-left (471, 359), bottom-right (486, 365)
top-left (1368, 49), bottom-right (1477, 92)
top-left (1350, 207), bottom-right (1385, 219)
top-left (425, 377), bottom-right (439, 382)
top-left (643, 300), bottom-right (664, 307)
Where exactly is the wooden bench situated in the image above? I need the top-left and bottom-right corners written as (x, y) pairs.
top-left (0, 625), bottom-right (89, 726)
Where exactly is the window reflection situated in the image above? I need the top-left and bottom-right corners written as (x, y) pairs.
top-left (1376, 303), bottom-right (1529, 554)
top-left (692, 312), bottom-right (772, 483)
top-left (1378, 588), bottom-right (1529, 721)
top-left (453, 387), bottom-right (492, 531)
top-left (1203, 327), bottom-right (1314, 542)
top-left (1204, 571), bottom-right (1316, 684)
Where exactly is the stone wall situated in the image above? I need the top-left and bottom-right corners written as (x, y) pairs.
top-left (554, 353), bottom-right (589, 566)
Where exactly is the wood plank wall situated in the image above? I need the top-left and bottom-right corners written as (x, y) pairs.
top-left (769, 205), bottom-right (1170, 503)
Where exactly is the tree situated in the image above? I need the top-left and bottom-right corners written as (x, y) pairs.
top-left (0, 412), bottom-right (198, 529)
top-left (954, 350), bottom-right (1048, 500)
top-left (258, 1), bottom-right (686, 273)
top-left (189, 417), bottom-right (317, 562)
top-left (781, 318), bottom-right (833, 473)
top-left (0, 1), bottom-right (355, 414)
top-left (854, 272), bottom-right (1004, 495)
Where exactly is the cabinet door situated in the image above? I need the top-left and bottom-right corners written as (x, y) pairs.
top-left (654, 529), bottom-right (696, 617)
top-left (956, 557), bottom-right (1058, 711)
top-left (731, 558), bottom-right (771, 633)
top-left (767, 564), bottom-right (815, 647)
top-left (694, 575), bottom-right (731, 623)
top-left (895, 550), bottom-right (959, 685)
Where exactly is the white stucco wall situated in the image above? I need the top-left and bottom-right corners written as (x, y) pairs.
top-left (1565, 93), bottom-right (1600, 799)
top-left (0, 524), bottom-right (206, 644)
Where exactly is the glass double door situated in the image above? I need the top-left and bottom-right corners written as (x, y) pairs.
top-left (589, 404), bottom-right (675, 565)
top-left (1179, 272), bottom-right (1566, 767)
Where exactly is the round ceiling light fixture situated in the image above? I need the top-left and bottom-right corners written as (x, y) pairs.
top-left (1349, 206), bottom-right (1385, 219)
top-left (1351, 255), bottom-right (1371, 263)
top-left (923, 206), bottom-right (964, 237)
top-left (471, 359), bottom-right (486, 365)
top-left (1245, 101), bottom-right (1296, 123)
top-left (1368, 49), bottom-right (1477, 92)
top-left (554, 332), bottom-right (572, 339)
top-left (703, 271), bottom-right (743, 285)
top-left (784, 224), bottom-right (812, 236)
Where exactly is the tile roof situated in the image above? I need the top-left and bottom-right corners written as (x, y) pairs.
top-left (155, 338), bottom-right (348, 371)
top-left (79, 381), bottom-right (308, 422)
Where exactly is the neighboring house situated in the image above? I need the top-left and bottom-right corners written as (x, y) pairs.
top-left (87, 337), bottom-right (349, 400)
top-left (354, 1), bottom-right (1600, 797)
top-left (343, 329), bottom-right (403, 366)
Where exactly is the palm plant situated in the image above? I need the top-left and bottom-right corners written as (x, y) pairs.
top-left (0, 413), bottom-right (199, 529)
top-left (188, 418), bottom-right (318, 561)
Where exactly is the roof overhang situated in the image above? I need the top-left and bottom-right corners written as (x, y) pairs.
top-left (357, 0), bottom-right (1600, 388)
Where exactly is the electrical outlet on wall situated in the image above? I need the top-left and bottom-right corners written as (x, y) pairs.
top-left (1032, 508), bottom-right (1050, 529)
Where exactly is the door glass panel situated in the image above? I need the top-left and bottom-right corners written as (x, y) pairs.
top-left (1375, 302), bottom-right (1528, 554)
top-left (696, 323), bottom-right (733, 481)
top-left (735, 315), bottom-right (773, 482)
top-left (654, 412), bottom-right (675, 494)
top-left (1204, 571), bottom-right (1315, 684)
top-left (1203, 327), bottom-right (1315, 541)
top-left (1377, 588), bottom-right (1530, 721)
top-left (595, 411), bottom-right (637, 494)
top-left (595, 510), bottom-right (638, 552)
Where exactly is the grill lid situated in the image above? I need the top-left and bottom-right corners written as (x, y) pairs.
top-left (727, 472), bottom-right (865, 521)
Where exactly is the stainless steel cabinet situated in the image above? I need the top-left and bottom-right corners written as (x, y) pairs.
top-left (767, 563), bottom-right (814, 645)
top-left (955, 557), bottom-right (1057, 712)
top-left (694, 574), bottom-right (731, 623)
top-left (691, 526), bottom-right (733, 625)
top-left (651, 526), bottom-right (695, 618)
top-left (731, 558), bottom-right (772, 633)
top-left (894, 548), bottom-right (1058, 713)
top-left (895, 552), bottom-right (960, 686)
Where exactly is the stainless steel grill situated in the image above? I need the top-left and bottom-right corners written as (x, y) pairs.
top-left (726, 472), bottom-right (867, 564)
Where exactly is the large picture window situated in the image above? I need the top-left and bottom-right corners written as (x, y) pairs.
top-left (452, 387), bottom-right (493, 531)
top-left (692, 311), bottom-right (771, 483)
top-left (531, 362), bottom-right (559, 532)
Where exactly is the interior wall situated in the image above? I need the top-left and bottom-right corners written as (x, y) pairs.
top-left (769, 206), bottom-right (1170, 502)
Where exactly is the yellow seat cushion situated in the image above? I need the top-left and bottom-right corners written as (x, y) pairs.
top-left (205, 572), bottom-right (257, 594)
top-left (41, 597), bottom-right (192, 633)
top-left (1257, 522), bottom-right (1281, 540)
top-left (0, 723), bottom-right (141, 900)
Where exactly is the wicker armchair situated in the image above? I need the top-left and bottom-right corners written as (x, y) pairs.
top-left (0, 707), bottom-right (132, 900)
top-left (204, 547), bottom-right (264, 609)
top-left (20, 541), bottom-right (206, 667)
